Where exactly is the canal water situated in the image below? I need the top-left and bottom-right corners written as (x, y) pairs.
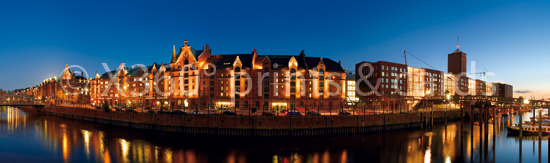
top-left (0, 106), bottom-right (548, 163)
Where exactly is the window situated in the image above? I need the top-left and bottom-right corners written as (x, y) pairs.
top-left (319, 69), bottom-right (324, 80)
top-left (264, 81), bottom-right (269, 86)
top-left (264, 67), bottom-right (269, 73)
top-left (291, 68), bottom-right (296, 79)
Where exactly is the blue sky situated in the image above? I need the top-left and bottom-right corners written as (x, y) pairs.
top-left (1, 0), bottom-right (549, 98)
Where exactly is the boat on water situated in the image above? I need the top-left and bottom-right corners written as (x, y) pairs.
top-left (507, 124), bottom-right (550, 136)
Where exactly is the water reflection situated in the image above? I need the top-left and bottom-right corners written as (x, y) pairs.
top-left (0, 106), bottom-right (548, 163)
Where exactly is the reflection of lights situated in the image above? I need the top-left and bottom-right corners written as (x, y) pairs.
top-left (341, 149), bottom-right (347, 163)
top-left (120, 139), bottom-right (130, 163)
top-left (81, 130), bottom-right (91, 158)
top-left (424, 147), bottom-right (431, 163)
top-left (184, 99), bottom-right (188, 107)
top-left (445, 155), bottom-right (451, 163)
top-left (104, 149), bottom-right (111, 163)
top-left (63, 130), bottom-right (69, 163)
top-left (165, 148), bottom-right (173, 163)
top-left (272, 155), bottom-right (278, 163)
top-left (323, 150), bottom-right (330, 163)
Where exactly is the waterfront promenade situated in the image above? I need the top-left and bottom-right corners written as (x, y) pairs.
top-left (15, 105), bottom-right (464, 136)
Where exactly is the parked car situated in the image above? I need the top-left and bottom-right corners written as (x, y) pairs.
top-left (262, 111), bottom-right (275, 116)
top-left (171, 109), bottom-right (187, 115)
top-left (191, 111), bottom-right (202, 115)
top-left (222, 111), bottom-right (237, 115)
top-left (286, 111), bottom-right (302, 116)
top-left (147, 110), bottom-right (155, 114)
top-left (251, 108), bottom-right (257, 113)
top-left (338, 111), bottom-right (351, 115)
top-left (306, 111), bottom-right (321, 116)
top-left (125, 109), bottom-right (138, 113)
top-left (280, 109), bottom-right (289, 114)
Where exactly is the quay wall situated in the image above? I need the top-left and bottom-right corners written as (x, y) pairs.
top-left (18, 106), bottom-right (463, 136)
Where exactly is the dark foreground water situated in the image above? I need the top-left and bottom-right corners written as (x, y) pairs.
top-left (0, 106), bottom-right (548, 163)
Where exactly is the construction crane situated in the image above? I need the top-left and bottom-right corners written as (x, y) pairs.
top-left (471, 68), bottom-right (488, 81)
top-left (403, 50), bottom-right (408, 67)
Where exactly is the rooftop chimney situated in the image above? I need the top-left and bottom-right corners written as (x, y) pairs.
top-left (339, 61), bottom-right (341, 65)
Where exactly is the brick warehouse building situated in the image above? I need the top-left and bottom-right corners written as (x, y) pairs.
top-left (27, 64), bottom-right (90, 105)
top-left (88, 40), bottom-right (346, 112)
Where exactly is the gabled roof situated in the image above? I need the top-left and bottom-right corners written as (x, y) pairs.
top-left (213, 54), bottom-right (254, 69)
top-left (125, 66), bottom-right (147, 77)
top-left (305, 57), bottom-right (344, 72)
top-left (171, 47), bottom-right (203, 64)
top-left (147, 62), bottom-right (160, 72)
top-left (100, 70), bottom-right (117, 79)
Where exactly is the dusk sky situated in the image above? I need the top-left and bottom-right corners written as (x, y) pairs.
top-left (1, 0), bottom-right (549, 98)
